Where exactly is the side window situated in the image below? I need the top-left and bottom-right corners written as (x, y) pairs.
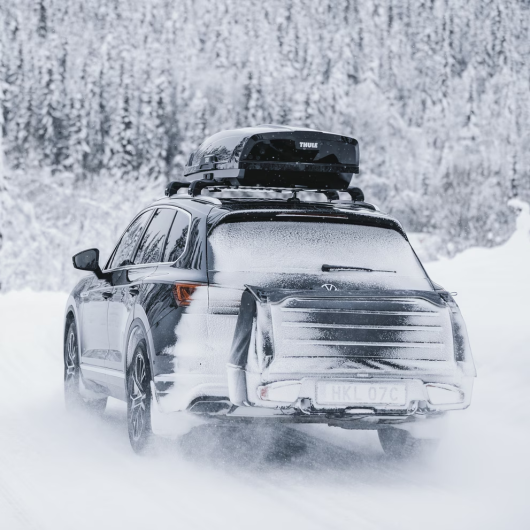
top-left (133, 208), bottom-right (176, 265)
top-left (109, 210), bottom-right (152, 269)
top-left (164, 210), bottom-right (191, 262)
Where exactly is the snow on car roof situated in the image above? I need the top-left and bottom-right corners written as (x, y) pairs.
top-left (153, 192), bottom-right (405, 237)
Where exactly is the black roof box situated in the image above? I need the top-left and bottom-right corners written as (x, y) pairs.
top-left (184, 125), bottom-right (359, 190)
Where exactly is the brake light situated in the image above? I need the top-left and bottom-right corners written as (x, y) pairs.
top-left (276, 213), bottom-right (348, 219)
top-left (172, 283), bottom-right (199, 307)
top-left (446, 297), bottom-right (476, 376)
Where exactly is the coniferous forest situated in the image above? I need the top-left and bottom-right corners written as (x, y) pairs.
top-left (0, 0), bottom-right (529, 290)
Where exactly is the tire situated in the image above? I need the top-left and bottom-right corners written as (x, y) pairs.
top-left (64, 320), bottom-right (107, 414)
top-left (378, 427), bottom-right (439, 459)
top-left (126, 339), bottom-right (152, 454)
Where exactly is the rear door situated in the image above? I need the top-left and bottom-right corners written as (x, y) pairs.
top-left (136, 206), bottom-right (193, 358)
top-left (101, 209), bottom-right (153, 393)
top-left (106, 208), bottom-right (177, 377)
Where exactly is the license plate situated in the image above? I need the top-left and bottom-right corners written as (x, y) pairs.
top-left (316, 382), bottom-right (407, 406)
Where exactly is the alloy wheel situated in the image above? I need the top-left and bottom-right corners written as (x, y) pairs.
top-left (130, 352), bottom-right (147, 441)
top-left (64, 322), bottom-right (82, 410)
top-left (65, 328), bottom-right (77, 380)
top-left (127, 341), bottom-right (152, 453)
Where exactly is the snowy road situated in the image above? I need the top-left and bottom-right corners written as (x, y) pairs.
top-left (1, 212), bottom-right (529, 529)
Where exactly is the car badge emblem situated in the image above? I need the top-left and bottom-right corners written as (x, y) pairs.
top-left (321, 284), bottom-right (338, 291)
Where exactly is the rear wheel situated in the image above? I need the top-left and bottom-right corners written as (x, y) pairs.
top-left (64, 320), bottom-right (107, 414)
top-left (378, 427), bottom-right (439, 459)
top-left (127, 340), bottom-right (152, 454)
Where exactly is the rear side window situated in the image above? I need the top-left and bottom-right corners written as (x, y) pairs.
top-left (109, 210), bottom-right (152, 269)
top-left (164, 210), bottom-right (190, 262)
top-left (134, 208), bottom-right (176, 265)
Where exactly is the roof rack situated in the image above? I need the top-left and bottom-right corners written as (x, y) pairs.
top-left (164, 180), bottom-right (373, 209)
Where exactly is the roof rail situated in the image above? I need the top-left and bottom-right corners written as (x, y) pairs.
top-left (164, 180), bottom-right (371, 208)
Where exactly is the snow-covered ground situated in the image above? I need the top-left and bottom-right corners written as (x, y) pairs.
top-left (1, 204), bottom-right (529, 530)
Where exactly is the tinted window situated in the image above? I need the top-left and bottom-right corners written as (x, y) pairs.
top-left (134, 208), bottom-right (176, 264)
top-left (109, 210), bottom-right (152, 269)
top-left (163, 210), bottom-right (190, 262)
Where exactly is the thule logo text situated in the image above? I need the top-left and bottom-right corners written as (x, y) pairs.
top-left (298, 142), bottom-right (319, 149)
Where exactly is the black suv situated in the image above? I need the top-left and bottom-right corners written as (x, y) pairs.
top-left (65, 125), bottom-right (475, 455)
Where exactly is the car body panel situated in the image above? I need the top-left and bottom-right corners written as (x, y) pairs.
top-left (79, 277), bottom-right (110, 366)
top-left (65, 193), bottom-right (475, 431)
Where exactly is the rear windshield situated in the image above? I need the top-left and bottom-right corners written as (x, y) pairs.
top-left (208, 221), bottom-right (432, 290)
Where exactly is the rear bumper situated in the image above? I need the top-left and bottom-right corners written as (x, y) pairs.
top-left (222, 401), bottom-right (449, 439)
top-left (214, 374), bottom-right (468, 440)
top-left (231, 368), bottom-right (474, 415)
top-left (154, 369), bottom-right (472, 438)
top-left (225, 287), bottom-right (475, 421)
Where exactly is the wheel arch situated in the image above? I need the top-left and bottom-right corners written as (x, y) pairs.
top-left (124, 318), bottom-right (155, 389)
top-left (64, 292), bottom-right (82, 348)
top-left (64, 308), bottom-right (75, 335)
top-left (64, 305), bottom-right (80, 361)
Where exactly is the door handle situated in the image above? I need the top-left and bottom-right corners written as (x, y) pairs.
top-left (129, 287), bottom-right (140, 296)
top-left (102, 291), bottom-right (114, 299)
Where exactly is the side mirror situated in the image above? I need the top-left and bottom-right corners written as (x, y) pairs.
top-left (72, 248), bottom-right (104, 279)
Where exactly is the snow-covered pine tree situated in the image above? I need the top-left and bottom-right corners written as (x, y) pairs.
top-left (0, 0), bottom-right (529, 290)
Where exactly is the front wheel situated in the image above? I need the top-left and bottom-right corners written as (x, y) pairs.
top-left (378, 427), bottom-right (439, 459)
top-left (127, 340), bottom-right (153, 453)
top-left (64, 320), bottom-right (107, 414)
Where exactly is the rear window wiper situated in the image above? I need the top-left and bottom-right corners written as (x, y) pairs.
top-left (322, 264), bottom-right (396, 273)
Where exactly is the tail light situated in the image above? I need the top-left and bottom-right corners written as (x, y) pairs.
top-left (172, 283), bottom-right (200, 307)
top-left (441, 291), bottom-right (476, 377)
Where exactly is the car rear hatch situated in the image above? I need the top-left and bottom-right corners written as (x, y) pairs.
top-left (206, 213), bottom-right (461, 404)
top-left (226, 286), bottom-right (460, 408)
top-left (263, 288), bottom-right (455, 377)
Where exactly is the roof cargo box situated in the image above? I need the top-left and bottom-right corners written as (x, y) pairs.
top-left (184, 125), bottom-right (359, 190)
